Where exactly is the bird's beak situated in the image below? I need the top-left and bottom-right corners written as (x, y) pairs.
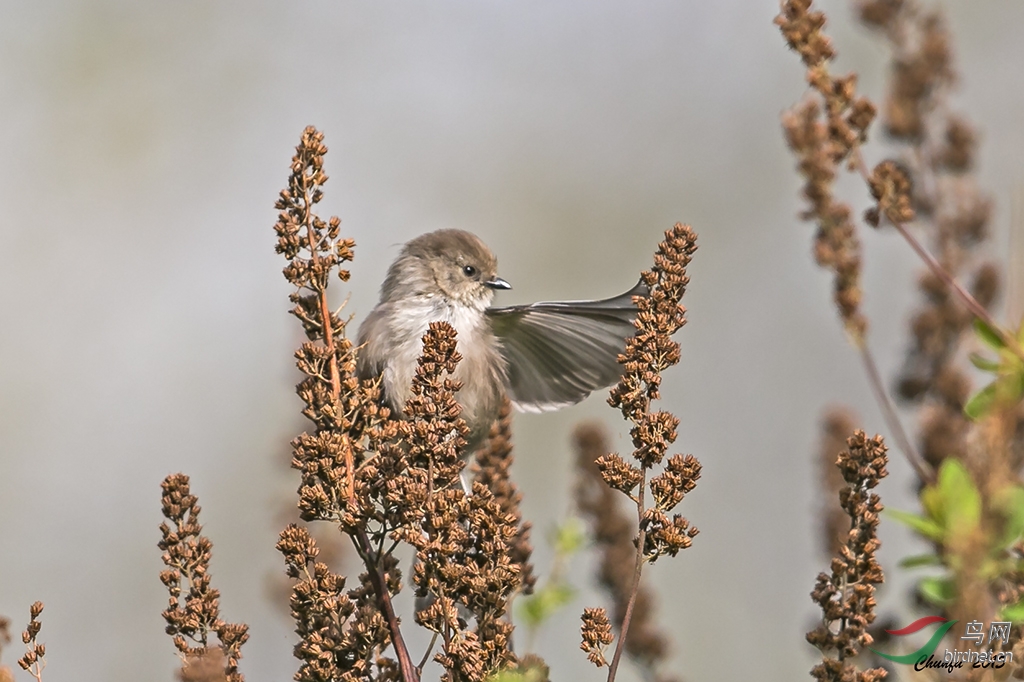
top-left (485, 276), bottom-right (512, 290)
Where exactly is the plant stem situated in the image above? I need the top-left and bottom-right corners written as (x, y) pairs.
top-left (856, 343), bottom-right (934, 484)
top-left (298, 178), bottom-right (414, 680)
top-left (606, 528), bottom-right (646, 682)
top-left (607, 470), bottom-right (648, 682)
top-left (355, 529), bottom-right (420, 682)
top-left (851, 149), bottom-right (1024, 361)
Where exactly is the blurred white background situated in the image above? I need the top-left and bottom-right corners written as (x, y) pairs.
top-left (1, 1), bottom-right (1023, 680)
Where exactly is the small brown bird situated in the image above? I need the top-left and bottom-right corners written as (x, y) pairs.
top-left (357, 229), bottom-right (644, 450)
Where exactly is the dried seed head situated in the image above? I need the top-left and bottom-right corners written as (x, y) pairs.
top-left (580, 608), bottom-right (614, 667)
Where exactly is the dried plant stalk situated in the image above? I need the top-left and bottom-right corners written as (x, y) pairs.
top-left (807, 431), bottom-right (888, 682)
top-left (777, 0), bottom-right (933, 483)
top-left (574, 423), bottom-right (679, 682)
top-left (158, 474), bottom-right (249, 682)
top-left (577, 223), bottom-right (700, 682)
top-left (274, 127), bottom-right (530, 682)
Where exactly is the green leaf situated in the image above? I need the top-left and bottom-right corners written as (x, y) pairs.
top-left (552, 518), bottom-right (586, 556)
top-left (918, 575), bottom-right (956, 606)
top-left (969, 353), bottom-right (1001, 372)
top-left (886, 508), bottom-right (944, 541)
top-left (1001, 601), bottom-right (1024, 624)
top-left (965, 382), bottom-right (999, 420)
top-left (994, 485), bottom-right (1024, 549)
top-left (899, 553), bottom-right (942, 568)
top-left (517, 583), bottom-right (576, 629)
top-left (975, 318), bottom-right (1007, 350)
top-left (938, 459), bottom-right (982, 535)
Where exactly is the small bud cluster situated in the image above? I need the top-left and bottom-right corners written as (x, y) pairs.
top-left (158, 474), bottom-right (249, 682)
top-left (580, 608), bottom-right (614, 667)
top-left (16, 603), bottom-right (45, 682)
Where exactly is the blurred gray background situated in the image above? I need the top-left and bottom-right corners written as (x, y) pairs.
top-left (1, 1), bottom-right (1022, 680)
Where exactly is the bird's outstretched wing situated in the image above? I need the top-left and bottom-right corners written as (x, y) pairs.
top-left (485, 279), bottom-right (647, 412)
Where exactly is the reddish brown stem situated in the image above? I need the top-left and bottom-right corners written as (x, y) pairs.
top-left (851, 149), bottom-right (1023, 360)
top-left (607, 470), bottom-right (648, 682)
top-left (300, 180), bottom-right (355, 503)
top-left (857, 344), bottom-right (934, 483)
top-left (297, 179), bottom-right (412, 679)
top-left (355, 529), bottom-right (420, 682)
top-left (605, 527), bottom-right (646, 682)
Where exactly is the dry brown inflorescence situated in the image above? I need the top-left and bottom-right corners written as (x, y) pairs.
top-left (273, 126), bottom-right (534, 682)
top-left (853, 0), bottom-right (1008, 473)
top-left (777, 0), bottom-right (877, 341)
top-left (577, 224), bottom-right (701, 682)
top-left (16, 602), bottom-right (46, 682)
top-left (807, 431), bottom-right (889, 682)
top-left (777, 0), bottom-right (936, 485)
top-left (574, 424), bottom-right (680, 682)
top-left (472, 398), bottom-right (537, 597)
top-left (158, 474), bottom-right (249, 682)
top-left (779, 2), bottom-right (1024, 678)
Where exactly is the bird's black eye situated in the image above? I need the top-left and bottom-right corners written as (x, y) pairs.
top-left (463, 265), bottom-right (477, 278)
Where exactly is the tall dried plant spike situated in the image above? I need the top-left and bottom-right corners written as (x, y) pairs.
top-left (581, 223), bottom-right (700, 682)
top-left (777, 0), bottom-right (935, 483)
top-left (158, 474), bottom-right (249, 682)
top-left (777, 0), bottom-right (876, 340)
top-left (807, 431), bottom-right (888, 682)
top-left (274, 126), bottom-right (419, 681)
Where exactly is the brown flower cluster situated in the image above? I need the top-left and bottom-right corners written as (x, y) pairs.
top-left (777, 0), bottom-right (878, 340)
top-left (579, 223), bottom-right (699, 682)
top-left (607, 224), bottom-right (702, 563)
top-left (580, 608), bottom-right (614, 668)
top-left (864, 161), bottom-right (914, 228)
top-left (857, 2), bottom-right (952, 142)
top-left (574, 424), bottom-right (678, 682)
top-left (277, 524), bottom-right (397, 682)
top-left (472, 398), bottom-right (536, 596)
top-left (392, 323), bottom-right (524, 681)
top-left (15, 603), bottom-right (45, 682)
top-left (274, 126), bottom-right (418, 680)
top-left (158, 474), bottom-right (249, 682)
top-left (807, 431), bottom-right (888, 682)
top-left (274, 127), bottom-right (531, 682)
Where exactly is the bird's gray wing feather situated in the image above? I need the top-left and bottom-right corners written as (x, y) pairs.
top-left (485, 279), bottom-right (647, 412)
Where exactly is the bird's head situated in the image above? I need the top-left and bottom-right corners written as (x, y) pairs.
top-left (382, 229), bottom-right (511, 307)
